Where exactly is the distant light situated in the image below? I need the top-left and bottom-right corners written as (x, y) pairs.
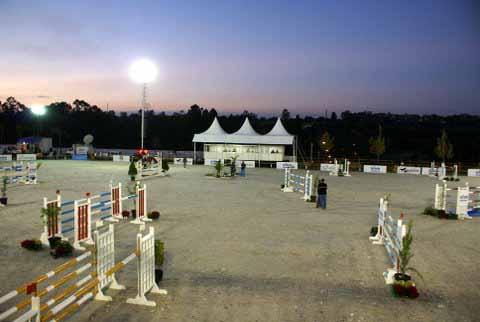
top-left (31, 104), bottom-right (46, 116)
top-left (129, 59), bottom-right (157, 84)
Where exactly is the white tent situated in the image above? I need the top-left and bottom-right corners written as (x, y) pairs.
top-left (193, 117), bottom-right (294, 145)
top-left (193, 117), bottom-right (296, 163)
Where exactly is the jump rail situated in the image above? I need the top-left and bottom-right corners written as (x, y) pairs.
top-left (369, 198), bottom-right (407, 284)
top-left (0, 225), bottom-right (167, 322)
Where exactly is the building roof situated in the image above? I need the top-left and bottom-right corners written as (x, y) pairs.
top-left (193, 117), bottom-right (294, 145)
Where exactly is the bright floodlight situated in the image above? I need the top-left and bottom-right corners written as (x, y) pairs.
top-left (31, 104), bottom-right (46, 116)
top-left (129, 58), bottom-right (157, 83)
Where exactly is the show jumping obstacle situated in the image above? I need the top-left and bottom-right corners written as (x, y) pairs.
top-left (369, 198), bottom-right (407, 284)
top-left (329, 158), bottom-right (351, 176)
top-left (282, 168), bottom-right (313, 201)
top-left (40, 182), bottom-right (150, 250)
top-left (0, 225), bottom-right (166, 322)
top-left (434, 181), bottom-right (480, 219)
top-left (136, 157), bottom-right (162, 178)
top-left (0, 161), bottom-right (37, 185)
top-left (437, 162), bottom-right (458, 180)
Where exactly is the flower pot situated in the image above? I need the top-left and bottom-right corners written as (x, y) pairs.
top-left (131, 210), bottom-right (136, 219)
top-left (122, 210), bottom-right (130, 219)
top-left (48, 236), bottom-right (62, 249)
top-left (155, 268), bottom-right (163, 283)
top-left (21, 239), bottom-right (43, 251)
top-left (0, 197), bottom-right (7, 205)
top-left (370, 226), bottom-right (378, 237)
top-left (51, 241), bottom-right (73, 258)
top-left (394, 273), bottom-right (411, 282)
top-left (310, 195), bottom-right (316, 203)
top-left (148, 211), bottom-right (160, 220)
top-left (280, 184), bottom-right (285, 189)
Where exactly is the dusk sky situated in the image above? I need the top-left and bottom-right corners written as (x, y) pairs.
top-left (0, 0), bottom-right (479, 115)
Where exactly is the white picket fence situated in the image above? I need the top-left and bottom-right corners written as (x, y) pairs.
top-left (282, 168), bottom-right (313, 201)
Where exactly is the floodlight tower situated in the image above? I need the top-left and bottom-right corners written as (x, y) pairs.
top-left (129, 58), bottom-right (157, 150)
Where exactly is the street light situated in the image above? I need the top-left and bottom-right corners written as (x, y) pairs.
top-left (129, 58), bottom-right (158, 150)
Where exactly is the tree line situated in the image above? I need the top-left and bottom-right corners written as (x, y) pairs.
top-left (0, 96), bottom-right (479, 161)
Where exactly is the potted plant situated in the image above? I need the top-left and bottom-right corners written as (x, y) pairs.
top-left (122, 210), bottom-right (130, 219)
top-left (0, 176), bottom-right (7, 205)
top-left (161, 159), bottom-right (169, 175)
top-left (154, 239), bottom-right (165, 283)
top-left (128, 161), bottom-right (138, 181)
top-left (214, 160), bottom-right (223, 178)
top-left (40, 205), bottom-right (62, 249)
top-left (392, 220), bottom-right (422, 299)
top-left (148, 211), bottom-right (160, 220)
top-left (51, 240), bottom-right (73, 258)
top-left (21, 239), bottom-right (43, 251)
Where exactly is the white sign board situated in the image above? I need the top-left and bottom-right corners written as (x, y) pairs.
top-left (75, 146), bottom-right (89, 155)
top-left (0, 154), bottom-right (12, 162)
top-left (363, 165), bottom-right (387, 174)
top-left (174, 158), bottom-right (193, 165)
top-left (320, 163), bottom-right (337, 172)
top-left (421, 167), bottom-right (438, 176)
top-left (236, 161), bottom-right (255, 168)
top-left (113, 155), bottom-right (130, 162)
top-left (16, 154), bottom-right (37, 161)
top-left (468, 169), bottom-right (480, 177)
top-left (456, 187), bottom-right (470, 216)
top-left (204, 159), bottom-right (223, 166)
top-left (276, 162), bottom-right (298, 169)
top-left (397, 166), bottom-right (421, 175)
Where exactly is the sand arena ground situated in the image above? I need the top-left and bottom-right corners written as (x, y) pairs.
top-left (0, 161), bottom-right (479, 322)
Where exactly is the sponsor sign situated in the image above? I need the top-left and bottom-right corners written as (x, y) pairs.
top-left (320, 163), bottom-right (338, 172)
top-left (363, 165), bottom-right (387, 174)
top-left (235, 161), bottom-right (255, 168)
top-left (276, 162), bottom-right (298, 169)
top-left (0, 154), bottom-right (13, 162)
top-left (468, 169), bottom-right (480, 177)
top-left (456, 187), bottom-right (470, 216)
top-left (205, 159), bottom-right (223, 166)
top-left (174, 158), bottom-right (193, 165)
top-left (75, 146), bottom-right (89, 155)
top-left (16, 154), bottom-right (37, 161)
top-left (397, 166), bottom-right (421, 175)
top-left (113, 155), bottom-right (131, 162)
top-left (421, 167), bottom-right (438, 176)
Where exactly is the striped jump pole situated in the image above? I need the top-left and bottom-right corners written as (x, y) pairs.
top-left (131, 184), bottom-right (150, 225)
top-left (0, 251), bottom-right (93, 321)
top-left (73, 199), bottom-right (94, 250)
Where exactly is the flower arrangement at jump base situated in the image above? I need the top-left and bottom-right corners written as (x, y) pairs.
top-left (392, 220), bottom-right (422, 299)
top-left (39, 204), bottom-right (74, 258)
top-left (154, 239), bottom-right (165, 283)
top-left (423, 206), bottom-right (458, 220)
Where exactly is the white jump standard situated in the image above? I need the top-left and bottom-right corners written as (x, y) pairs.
top-left (282, 168), bottom-right (313, 201)
top-left (370, 198), bottom-right (407, 284)
top-left (434, 181), bottom-right (480, 219)
top-left (0, 225), bottom-right (167, 322)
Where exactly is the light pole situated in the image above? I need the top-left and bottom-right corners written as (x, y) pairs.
top-left (129, 58), bottom-right (157, 150)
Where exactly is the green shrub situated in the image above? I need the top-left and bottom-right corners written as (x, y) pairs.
top-left (161, 159), bottom-right (169, 172)
top-left (155, 240), bottom-right (164, 266)
top-left (423, 207), bottom-right (436, 216)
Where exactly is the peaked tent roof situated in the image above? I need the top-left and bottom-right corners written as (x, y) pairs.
top-left (265, 118), bottom-right (292, 136)
top-left (192, 116), bottom-right (228, 143)
top-left (193, 116), bottom-right (294, 145)
top-left (231, 117), bottom-right (260, 136)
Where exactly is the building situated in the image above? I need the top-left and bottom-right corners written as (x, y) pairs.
top-left (192, 117), bottom-right (296, 164)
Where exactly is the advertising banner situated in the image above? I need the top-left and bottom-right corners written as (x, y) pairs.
top-left (467, 169), bottom-right (480, 177)
top-left (276, 162), bottom-right (298, 169)
top-left (397, 166), bottom-right (421, 175)
top-left (363, 165), bottom-right (387, 174)
top-left (16, 154), bottom-right (37, 161)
